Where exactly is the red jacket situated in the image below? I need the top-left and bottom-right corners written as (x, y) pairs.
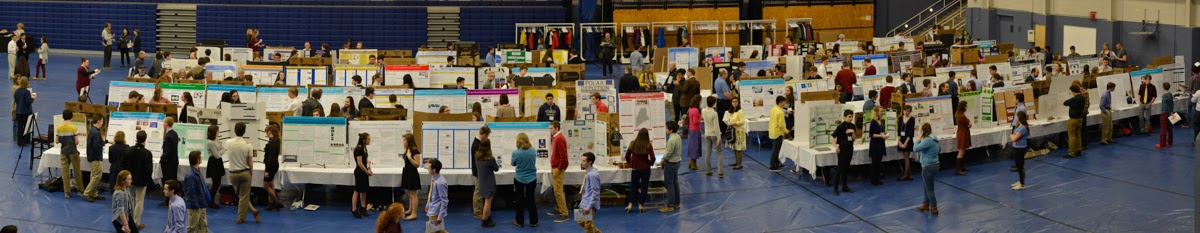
top-left (864, 65), bottom-right (877, 76)
top-left (624, 147), bottom-right (655, 170)
top-left (551, 133), bottom-right (568, 170)
top-left (835, 69), bottom-right (857, 93)
top-left (879, 86), bottom-right (895, 108)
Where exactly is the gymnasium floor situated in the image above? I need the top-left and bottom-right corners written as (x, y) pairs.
top-left (0, 53), bottom-right (1194, 232)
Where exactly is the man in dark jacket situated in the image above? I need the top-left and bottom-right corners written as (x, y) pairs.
top-left (301, 87), bottom-right (325, 116)
top-left (83, 117), bottom-right (108, 202)
top-left (536, 93), bottom-right (561, 122)
top-left (618, 67), bottom-right (640, 93)
top-left (122, 130), bottom-right (154, 226)
top-left (679, 68), bottom-right (701, 110)
top-left (159, 119), bottom-right (180, 207)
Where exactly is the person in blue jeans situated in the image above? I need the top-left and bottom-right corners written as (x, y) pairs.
top-left (1011, 111), bottom-right (1030, 190)
top-left (914, 123), bottom-right (940, 215)
top-left (659, 122), bottom-right (683, 212)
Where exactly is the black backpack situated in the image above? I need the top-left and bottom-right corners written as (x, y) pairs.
top-left (39, 177), bottom-right (64, 193)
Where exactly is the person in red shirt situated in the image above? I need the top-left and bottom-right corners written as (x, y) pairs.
top-left (879, 75), bottom-right (896, 109)
top-left (548, 121), bottom-right (570, 222)
top-left (76, 58), bottom-right (100, 96)
top-left (835, 61), bottom-right (857, 102)
top-left (591, 92), bottom-right (608, 113)
top-left (863, 58), bottom-right (877, 76)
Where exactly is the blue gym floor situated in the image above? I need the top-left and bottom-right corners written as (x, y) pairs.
top-left (0, 53), bottom-right (1194, 232)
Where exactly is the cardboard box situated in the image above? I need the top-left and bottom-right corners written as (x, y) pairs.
top-left (556, 64), bottom-right (585, 73)
top-left (950, 45), bottom-right (980, 64)
top-left (983, 54), bottom-right (1008, 63)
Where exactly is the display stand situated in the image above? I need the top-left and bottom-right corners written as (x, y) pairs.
top-left (578, 23), bottom-right (619, 62)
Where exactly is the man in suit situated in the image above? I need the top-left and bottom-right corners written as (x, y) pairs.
top-left (568, 50), bottom-right (584, 64)
top-left (359, 87), bottom-right (376, 110)
top-left (132, 29), bottom-right (141, 55)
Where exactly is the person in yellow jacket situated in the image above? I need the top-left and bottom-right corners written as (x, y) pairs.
top-left (639, 65), bottom-right (658, 91)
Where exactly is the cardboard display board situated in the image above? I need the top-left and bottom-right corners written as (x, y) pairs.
top-left (107, 81), bottom-right (156, 107)
top-left (286, 66), bottom-right (329, 86)
top-left (934, 66), bottom-right (974, 81)
top-left (348, 120), bottom-right (413, 168)
top-left (486, 122), bottom-right (552, 169)
top-left (158, 83), bottom-right (206, 108)
top-left (739, 45), bottom-right (763, 59)
top-left (617, 92), bottom-right (667, 155)
top-left (313, 86), bottom-right (360, 117)
top-left (372, 86), bottom-right (415, 117)
top-left (737, 78), bottom-right (787, 121)
top-left (500, 50), bottom-right (532, 64)
top-left (416, 51), bottom-right (456, 68)
top-left (338, 49), bottom-right (379, 65)
top-left (575, 80), bottom-right (617, 120)
top-left (263, 47), bottom-right (293, 62)
top-left (430, 67), bottom-right (476, 88)
top-left (511, 67), bottom-right (558, 79)
top-left (797, 100), bottom-right (841, 149)
top-left (1095, 73), bottom-right (1133, 110)
top-left (204, 84), bottom-right (257, 109)
top-left (414, 89), bottom-right (467, 114)
top-left (53, 113), bottom-right (89, 139)
top-left (224, 48), bottom-right (253, 63)
top-left (185, 107), bottom-right (221, 125)
top-left (794, 78), bottom-right (834, 93)
top-left (851, 54), bottom-right (889, 76)
top-left (467, 89), bottom-right (519, 118)
top-left (975, 62), bottom-right (1012, 86)
top-left (1038, 92), bottom-right (1074, 120)
top-left (521, 88), bottom-right (567, 119)
top-left (383, 65), bottom-right (429, 87)
top-left (256, 86), bottom-right (306, 112)
top-left (107, 112), bottom-right (166, 157)
top-left (476, 66), bottom-right (512, 88)
top-left (667, 47), bottom-right (700, 69)
top-left (419, 121), bottom-right (486, 169)
top-left (992, 86), bottom-right (1038, 124)
top-left (331, 65), bottom-right (379, 87)
top-left (173, 123), bottom-right (209, 160)
top-left (242, 65), bottom-right (285, 85)
top-left (562, 120), bottom-right (611, 168)
top-left (888, 50), bottom-right (922, 74)
top-left (1010, 63), bottom-right (1038, 85)
top-left (281, 116), bottom-right (348, 166)
top-left (906, 96), bottom-right (955, 137)
top-left (219, 102), bottom-right (269, 162)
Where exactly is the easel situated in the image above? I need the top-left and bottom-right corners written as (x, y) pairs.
top-left (14, 113), bottom-right (38, 179)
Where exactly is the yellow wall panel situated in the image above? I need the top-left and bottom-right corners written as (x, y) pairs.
top-left (614, 7), bottom-right (741, 47)
top-left (763, 4), bottom-right (875, 42)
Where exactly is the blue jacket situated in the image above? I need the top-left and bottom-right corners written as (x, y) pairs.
top-left (914, 136), bottom-right (940, 167)
top-left (182, 167), bottom-right (210, 209)
top-left (13, 87), bottom-right (32, 115)
top-left (86, 126), bottom-right (104, 162)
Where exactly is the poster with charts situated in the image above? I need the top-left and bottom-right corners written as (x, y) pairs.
top-left (511, 67), bottom-right (558, 79)
top-left (794, 78), bottom-right (832, 93)
top-left (667, 47), bottom-right (700, 69)
top-left (263, 47), bottom-right (293, 62)
top-left (1130, 68), bottom-right (1167, 102)
top-left (851, 54), bottom-right (889, 75)
top-left (286, 66), bottom-right (329, 86)
top-left (416, 51), bottom-right (457, 68)
top-left (204, 85), bottom-right (257, 109)
top-left (431, 67), bottom-right (476, 88)
top-left (173, 123), bottom-right (210, 160)
top-left (282, 117), bottom-right (348, 167)
top-left (107, 112), bottom-right (166, 158)
top-left (1064, 57), bottom-right (1100, 75)
top-left (219, 103), bottom-right (269, 162)
top-left (1010, 63), bottom-right (1037, 84)
top-left (738, 78), bottom-right (787, 121)
top-left (349, 120), bottom-right (412, 169)
top-left (332, 65), bottom-right (379, 87)
top-left (107, 81), bottom-right (156, 107)
top-left (617, 92), bottom-right (667, 155)
top-left (523, 89), bottom-right (567, 119)
top-left (420, 122), bottom-right (485, 169)
top-left (487, 122), bottom-right (551, 170)
top-left (468, 89), bottom-right (518, 118)
top-left (242, 65), bottom-right (285, 85)
top-left (476, 67), bottom-right (511, 89)
top-left (414, 89), bottom-right (467, 114)
top-left (575, 80), bottom-right (617, 119)
top-left (159, 83), bottom-right (206, 108)
top-left (383, 65), bottom-right (429, 88)
top-left (501, 50), bottom-right (531, 64)
top-left (907, 96), bottom-right (955, 137)
top-left (739, 45), bottom-right (762, 60)
top-left (935, 66), bottom-right (974, 80)
top-left (562, 120), bottom-right (611, 168)
top-left (372, 87), bottom-right (415, 118)
top-left (205, 61), bottom-right (238, 79)
top-left (256, 87), bottom-right (307, 112)
top-left (337, 49), bottom-right (378, 65)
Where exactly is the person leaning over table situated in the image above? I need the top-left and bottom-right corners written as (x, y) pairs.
top-left (1063, 85), bottom-right (1086, 158)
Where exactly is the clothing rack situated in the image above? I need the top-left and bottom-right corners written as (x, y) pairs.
top-left (649, 21), bottom-right (690, 49)
top-left (513, 23), bottom-right (576, 51)
top-left (619, 22), bottom-right (650, 55)
top-left (690, 20), bottom-right (727, 63)
top-left (579, 23), bottom-right (618, 61)
top-left (782, 18), bottom-right (815, 56)
top-left (721, 20), bottom-right (777, 46)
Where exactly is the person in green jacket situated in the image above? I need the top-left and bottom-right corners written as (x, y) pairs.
top-left (1063, 85), bottom-right (1087, 158)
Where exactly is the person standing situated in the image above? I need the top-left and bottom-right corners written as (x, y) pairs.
top-left (122, 130), bottom-right (153, 230)
top-left (13, 77), bottom-right (33, 145)
top-left (536, 93), bottom-right (561, 122)
top-left (726, 98), bottom-right (747, 170)
top-left (112, 171), bottom-right (139, 233)
top-left (629, 45), bottom-right (644, 74)
top-left (575, 152), bottom-right (602, 233)
top-left (600, 32), bottom-right (616, 77)
top-left (183, 151), bottom-right (210, 233)
top-left (1157, 83), bottom-right (1176, 148)
top-left (396, 133), bottom-right (421, 220)
top-left (474, 139), bottom-right (499, 227)
top-left (1011, 111), bottom-right (1031, 190)
top-left (624, 128), bottom-right (655, 213)
top-left (511, 133), bottom-right (539, 227)
top-left (834, 62), bottom-right (857, 102)
top-left (262, 125), bottom-right (283, 211)
top-left (659, 122), bottom-right (683, 213)
top-left (714, 69), bottom-right (733, 138)
top-left (118, 28), bottom-right (130, 68)
top-left (591, 93), bottom-right (609, 113)
top-left (549, 122), bottom-right (570, 223)
top-left (54, 109), bottom-right (83, 199)
top-left (131, 29), bottom-right (141, 57)
top-left (946, 71), bottom-right (961, 113)
top-left (1063, 85), bottom-right (1086, 157)
top-left (1100, 82), bottom-right (1116, 145)
top-left (685, 96), bottom-right (702, 170)
top-left (954, 101), bottom-right (972, 174)
top-left (7, 35), bottom-right (16, 79)
top-left (700, 96), bottom-right (723, 177)
top-left (1113, 43), bottom-right (1128, 68)
top-left (204, 125), bottom-right (224, 209)
top-left (159, 118), bottom-right (180, 207)
top-left (76, 58), bottom-right (100, 96)
top-left (469, 127), bottom-right (490, 219)
top-left (863, 58), bottom-right (877, 76)
top-left (867, 106), bottom-right (889, 186)
top-left (163, 180), bottom-right (187, 233)
top-left (913, 123), bottom-right (940, 215)
top-left (1138, 75), bottom-right (1158, 135)
top-left (897, 106), bottom-right (916, 181)
top-left (225, 122), bottom-right (260, 224)
top-left (82, 117), bottom-right (107, 202)
top-left (351, 133), bottom-right (372, 219)
top-left (1187, 66), bottom-right (1200, 130)
top-left (107, 131), bottom-right (129, 190)
top-left (768, 96), bottom-right (789, 172)
top-left (34, 37), bottom-right (47, 80)
top-left (425, 158), bottom-right (449, 233)
top-left (831, 110), bottom-right (856, 195)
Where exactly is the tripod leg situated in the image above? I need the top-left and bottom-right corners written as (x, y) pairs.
top-left (13, 145), bottom-right (24, 179)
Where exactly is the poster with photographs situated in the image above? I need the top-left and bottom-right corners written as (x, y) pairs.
top-left (487, 122), bottom-right (552, 170)
top-left (738, 78), bottom-right (788, 120)
top-left (799, 100), bottom-right (841, 149)
top-left (282, 116), bottom-right (349, 166)
top-left (563, 120), bottom-right (611, 168)
top-left (467, 89), bottom-right (518, 118)
top-left (906, 96), bottom-right (955, 137)
top-left (107, 112), bottom-right (166, 157)
top-left (576, 80), bottom-right (617, 119)
top-left (383, 65), bottom-right (430, 88)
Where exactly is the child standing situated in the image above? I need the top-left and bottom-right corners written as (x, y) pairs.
top-left (1158, 83), bottom-right (1175, 148)
top-left (35, 37), bottom-right (46, 80)
top-left (1011, 111), bottom-right (1030, 190)
top-left (830, 109), bottom-right (856, 196)
top-left (576, 152), bottom-right (602, 233)
top-left (701, 96), bottom-right (723, 177)
top-left (686, 95), bottom-right (702, 170)
top-left (426, 159), bottom-right (448, 233)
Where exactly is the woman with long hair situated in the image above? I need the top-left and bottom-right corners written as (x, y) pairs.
top-left (896, 105), bottom-right (916, 181)
top-left (112, 170), bottom-right (138, 233)
top-left (954, 101), bottom-right (972, 175)
top-left (474, 139), bottom-right (499, 227)
top-left (119, 28), bottom-right (130, 67)
top-left (495, 94), bottom-right (517, 118)
top-left (343, 97), bottom-right (358, 120)
top-left (179, 92), bottom-right (194, 123)
top-left (624, 128), bottom-right (655, 213)
top-left (726, 97), bottom-right (747, 169)
top-left (374, 203), bottom-right (406, 233)
top-left (471, 102), bottom-right (483, 122)
top-left (1010, 111), bottom-right (1030, 190)
top-left (510, 133), bottom-right (538, 227)
top-left (263, 124), bottom-right (284, 211)
top-left (204, 125), bottom-right (225, 209)
top-left (914, 123), bottom-right (940, 215)
top-left (867, 106), bottom-right (889, 186)
top-left (328, 103), bottom-right (344, 118)
top-left (399, 133), bottom-right (421, 220)
top-left (149, 85), bottom-right (172, 104)
top-left (352, 133), bottom-right (372, 218)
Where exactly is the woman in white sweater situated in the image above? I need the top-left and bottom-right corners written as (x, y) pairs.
top-left (34, 37), bottom-right (47, 80)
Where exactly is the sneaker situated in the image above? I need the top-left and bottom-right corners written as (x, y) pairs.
top-left (1012, 184), bottom-right (1027, 190)
top-left (64, 193), bottom-right (70, 199)
top-left (769, 169), bottom-right (782, 173)
top-left (658, 206), bottom-right (676, 212)
top-left (546, 211), bottom-right (560, 216)
top-left (513, 220), bottom-right (524, 227)
top-left (1047, 142), bottom-right (1058, 150)
top-left (553, 216), bottom-right (570, 223)
top-left (1010, 182), bottom-right (1021, 188)
top-left (93, 196), bottom-right (106, 200)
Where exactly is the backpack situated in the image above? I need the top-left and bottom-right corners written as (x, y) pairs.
top-left (39, 177), bottom-right (64, 193)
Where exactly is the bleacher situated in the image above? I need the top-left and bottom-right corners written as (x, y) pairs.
top-left (0, 2), bottom-right (157, 53)
top-left (461, 7), bottom-right (565, 50)
top-left (196, 6), bottom-right (428, 50)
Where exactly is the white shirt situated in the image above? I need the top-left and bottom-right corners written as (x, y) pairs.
top-left (222, 137), bottom-right (253, 172)
top-left (7, 40), bottom-right (16, 54)
top-left (287, 97), bottom-right (304, 116)
top-left (1192, 90), bottom-right (1200, 111)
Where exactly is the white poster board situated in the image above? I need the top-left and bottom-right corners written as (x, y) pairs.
top-left (107, 112), bottom-right (166, 157)
top-left (796, 100), bottom-right (839, 149)
top-left (414, 89), bottom-right (468, 114)
top-left (523, 89), bottom-right (567, 118)
top-left (476, 67), bottom-right (511, 88)
top-left (1131, 68), bottom-right (1168, 103)
top-left (576, 80), bottom-right (617, 119)
top-left (416, 51), bottom-right (457, 68)
top-left (420, 121), bottom-right (486, 169)
top-left (976, 62), bottom-right (1013, 87)
top-left (851, 54), bottom-right (889, 75)
top-left (256, 86), bottom-right (306, 112)
top-left (242, 65), bottom-right (285, 85)
top-left (159, 83), bottom-right (206, 108)
top-left (163, 59), bottom-right (199, 72)
top-left (204, 85), bottom-right (257, 109)
top-left (430, 67), bottom-right (476, 88)
top-left (467, 89), bottom-right (518, 118)
top-left (373, 87), bottom-right (415, 118)
top-left (562, 120), bottom-right (611, 168)
top-left (383, 65), bottom-right (430, 87)
top-left (337, 49), bottom-right (379, 65)
top-left (219, 102), bottom-right (268, 162)
top-left (704, 47), bottom-right (732, 63)
top-left (617, 92), bottom-right (667, 155)
top-left (332, 65), bottom-right (379, 87)
top-left (739, 45), bottom-right (763, 59)
top-left (224, 48), bottom-right (253, 63)
top-left (281, 116), bottom-right (348, 166)
top-left (738, 78), bottom-right (787, 120)
top-left (173, 123), bottom-right (209, 160)
top-left (107, 81), bottom-right (156, 107)
top-left (286, 66), bottom-right (329, 86)
top-left (204, 61), bottom-right (238, 79)
top-left (486, 122), bottom-right (552, 170)
top-left (1095, 73), bottom-right (1134, 110)
top-left (315, 87), bottom-right (357, 117)
top-left (348, 120), bottom-right (413, 168)
top-left (907, 96), bottom-right (955, 137)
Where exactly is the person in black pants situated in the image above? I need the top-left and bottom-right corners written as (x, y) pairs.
top-left (118, 28), bottom-right (131, 68)
top-left (102, 23), bottom-right (113, 69)
top-left (510, 133), bottom-right (539, 227)
top-left (159, 118), bottom-right (179, 207)
top-left (831, 109), bottom-right (856, 195)
top-left (600, 32), bottom-right (615, 77)
top-left (867, 107), bottom-right (888, 186)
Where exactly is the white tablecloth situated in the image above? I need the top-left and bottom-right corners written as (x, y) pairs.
top-left (40, 146), bottom-right (276, 187)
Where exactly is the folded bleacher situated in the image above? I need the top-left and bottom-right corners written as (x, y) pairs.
top-left (0, 2), bottom-right (157, 53)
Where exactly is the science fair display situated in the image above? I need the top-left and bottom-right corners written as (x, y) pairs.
top-left (667, 47), bottom-right (700, 69)
top-left (256, 86), bottom-right (306, 112)
top-left (431, 67), bottom-right (476, 88)
top-left (487, 122), bottom-right (552, 169)
top-left (467, 89), bottom-right (519, 118)
top-left (173, 123), bottom-right (211, 160)
top-left (242, 64), bottom-right (285, 85)
top-left (383, 65), bottom-right (430, 87)
top-left (522, 88), bottom-right (567, 119)
top-left (332, 65), bottom-right (379, 86)
top-left (314, 87), bottom-right (359, 117)
top-left (906, 96), bottom-right (955, 137)
top-left (220, 102), bottom-right (269, 162)
top-left (476, 66), bottom-right (511, 88)
top-left (159, 83), bottom-right (206, 107)
top-left (371, 86), bottom-right (415, 117)
top-left (562, 120), bottom-right (610, 167)
top-left (512, 67), bottom-right (558, 80)
top-left (337, 49), bottom-right (379, 65)
top-left (107, 112), bottom-right (166, 157)
top-left (107, 81), bottom-right (156, 106)
top-left (414, 89), bottom-right (467, 114)
top-left (1095, 73), bottom-right (1133, 110)
top-left (575, 80), bottom-right (617, 119)
top-left (851, 54), bottom-right (889, 75)
top-left (420, 121), bottom-right (487, 169)
top-left (348, 120), bottom-right (413, 168)
top-left (204, 84), bottom-right (257, 108)
top-left (738, 78), bottom-right (787, 121)
top-left (282, 116), bottom-right (348, 166)
top-left (416, 51), bottom-right (457, 68)
top-left (743, 60), bottom-right (776, 77)
top-left (617, 92), bottom-right (667, 155)
top-left (286, 66), bottom-right (330, 86)
top-left (205, 61), bottom-right (238, 79)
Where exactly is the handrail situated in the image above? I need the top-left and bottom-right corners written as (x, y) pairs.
top-left (887, 0), bottom-right (962, 37)
top-left (909, 1), bottom-right (963, 36)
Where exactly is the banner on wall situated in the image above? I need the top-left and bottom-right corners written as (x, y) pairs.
top-left (617, 92), bottom-right (667, 155)
top-left (332, 65), bottom-right (379, 87)
top-left (205, 84), bottom-right (257, 108)
top-left (256, 86), bottom-right (307, 112)
top-left (281, 116), bottom-right (348, 166)
top-left (383, 65), bottom-right (429, 88)
top-left (575, 80), bottom-right (617, 119)
top-left (286, 66), bottom-right (329, 86)
top-left (467, 89), bottom-right (518, 118)
top-left (107, 81), bottom-right (156, 107)
top-left (243, 65), bottom-right (285, 85)
top-left (738, 78), bottom-right (787, 120)
top-left (349, 120), bottom-right (413, 168)
top-left (420, 121), bottom-right (486, 169)
top-left (107, 112), bottom-right (166, 157)
top-left (414, 89), bottom-right (467, 114)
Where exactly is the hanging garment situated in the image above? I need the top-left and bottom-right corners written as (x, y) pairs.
top-left (676, 26), bottom-right (688, 47)
top-left (551, 30), bottom-right (560, 50)
top-left (519, 28), bottom-right (528, 47)
top-left (565, 29), bottom-right (573, 50)
top-left (643, 28), bottom-right (651, 49)
top-left (656, 28), bottom-right (666, 48)
top-left (633, 29), bottom-right (642, 49)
